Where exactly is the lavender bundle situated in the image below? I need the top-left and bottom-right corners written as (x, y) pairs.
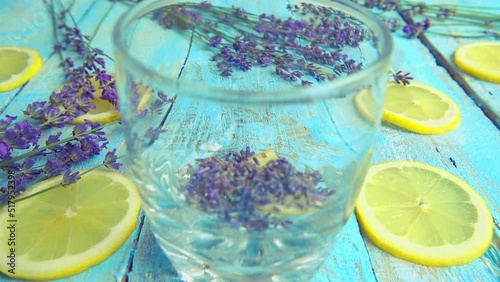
top-left (183, 147), bottom-right (333, 231)
top-left (152, 1), bottom-right (372, 86)
top-left (0, 1), bottom-right (121, 204)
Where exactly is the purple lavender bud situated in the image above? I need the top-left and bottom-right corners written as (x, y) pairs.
top-left (144, 126), bottom-right (167, 142)
top-left (0, 115), bottom-right (17, 133)
top-left (78, 136), bottom-right (105, 157)
top-left (422, 18), bottom-right (431, 30)
top-left (3, 129), bottom-right (30, 150)
top-left (403, 23), bottom-right (422, 38)
top-left (61, 170), bottom-right (81, 187)
top-left (76, 96), bottom-right (94, 114)
top-left (20, 157), bottom-right (43, 178)
top-left (158, 91), bottom-right (172, 103)
top-left (0, 141), bottom-right (11, 161)
top-left (83, 120), bottom-right (103, 131)
top-left (257, 54), bottom-right (272, 66)
top-left (72, 123), bottom-right (88, 137)
top-left (43, 159), bottom-right (67, 178)
top-left (14, 120), bottom-right (41, 146)
top-left (232, 7), bottom-right (247, 19)
top-left (301, 80), bottom-right (313, 86)
top-left (45, 132), bottom-right (63, 152)
top-left (221, 68), bottom-right (233, 76)
top-left (95, 69), bottom-right (113, 85)
top-left (208, 35), bottom-right (222, 47)
top-left (236, 55), bottom-right (252, 71)
top-left (53, 43), bottom-right (65, 53)
top-left (23, 101), bottom-right (47, 120)
top-left (103, 149), bottom-right (122, 170)
top-left (233, 40), bottom-right (247, 53)
top-left (101, 87), bottom-right (118, 107)
top-left (220, 46), bottom-right (232, 56)
top-left (198, 1), bottom-right (212, 9)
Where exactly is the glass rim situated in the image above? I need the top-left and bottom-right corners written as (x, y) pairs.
top-left (112, 0), bottom-right (393, 103)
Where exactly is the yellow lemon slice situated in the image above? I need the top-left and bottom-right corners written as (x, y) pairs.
top-left (72, 76), bottom-right (152, 124)
top-left (0, 46), bottom-right (43, 92)
top-left (355, 161), bottom-right (493, 266)
top-left (354, 87), bottom-right (380, 123)
top-left (0, 170), bottom-right (141, 280)
top-left (383, 82), bottom-right (461, 134)
top-left (454, 41), bottom-right (500, 83)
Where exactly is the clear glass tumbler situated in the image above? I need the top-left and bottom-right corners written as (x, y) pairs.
top-left (113, 0), bottom-right (392, 280)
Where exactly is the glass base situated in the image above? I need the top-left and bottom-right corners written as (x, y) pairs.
top-left (155, 234), bottom-right (327, 282)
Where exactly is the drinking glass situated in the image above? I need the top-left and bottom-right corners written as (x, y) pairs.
top-left (113, 0), bottom-right (392, 280)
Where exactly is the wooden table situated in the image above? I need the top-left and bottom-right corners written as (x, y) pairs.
top-left (0, 0), bottom-right (499, 281)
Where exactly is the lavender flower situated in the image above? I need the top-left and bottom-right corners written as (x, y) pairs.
top-left (51, 9), bottom-right (118, 109)
top-left (61, 170), bottom-right (81, 187)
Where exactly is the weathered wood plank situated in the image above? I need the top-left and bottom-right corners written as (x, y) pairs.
top-left (362, 30), bottom-right (500, 282)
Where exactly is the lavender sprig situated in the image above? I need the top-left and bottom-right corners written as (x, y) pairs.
top-left (391, 70), bottom-right (413, 85)
top-left (13, 150), bottom-right (124, 204)
top-left (46, 0), bottom-right (118, 108)
top-left (0, 117), bottom-right (117, 204)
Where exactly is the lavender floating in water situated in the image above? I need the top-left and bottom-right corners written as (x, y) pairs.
top-left (181, 147), bottom-right (333, 231)
top-left (152, 1), bottom-right (371, 86)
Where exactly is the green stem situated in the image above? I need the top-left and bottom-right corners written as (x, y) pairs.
top-left (428, 17), bottom-right (499, 28)
top-left (89, 1), bottom-right (116, 43)
top-left (425, 30), bottom-right (496, 38)
top-left (401, 1), bottom-right (500, 11)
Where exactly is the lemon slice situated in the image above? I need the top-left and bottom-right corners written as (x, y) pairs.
top-left (383, 82), bottom-right (461, 134)
top-left (72, 76), bottom-right (152, 124)
top-left (454, 41), bottom-right (500, 83)
top-left (0, 46), bottom-right (43, 92)
top-left (354, 88), bottom-right (379, 123)
top-left (355, 161), bottom-right (493, 266)
top-left (0, 170), bottom-right (141, 280)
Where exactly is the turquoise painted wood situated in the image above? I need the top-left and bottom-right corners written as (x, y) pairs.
top-left (0, 0), bottom-right (499, 281)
